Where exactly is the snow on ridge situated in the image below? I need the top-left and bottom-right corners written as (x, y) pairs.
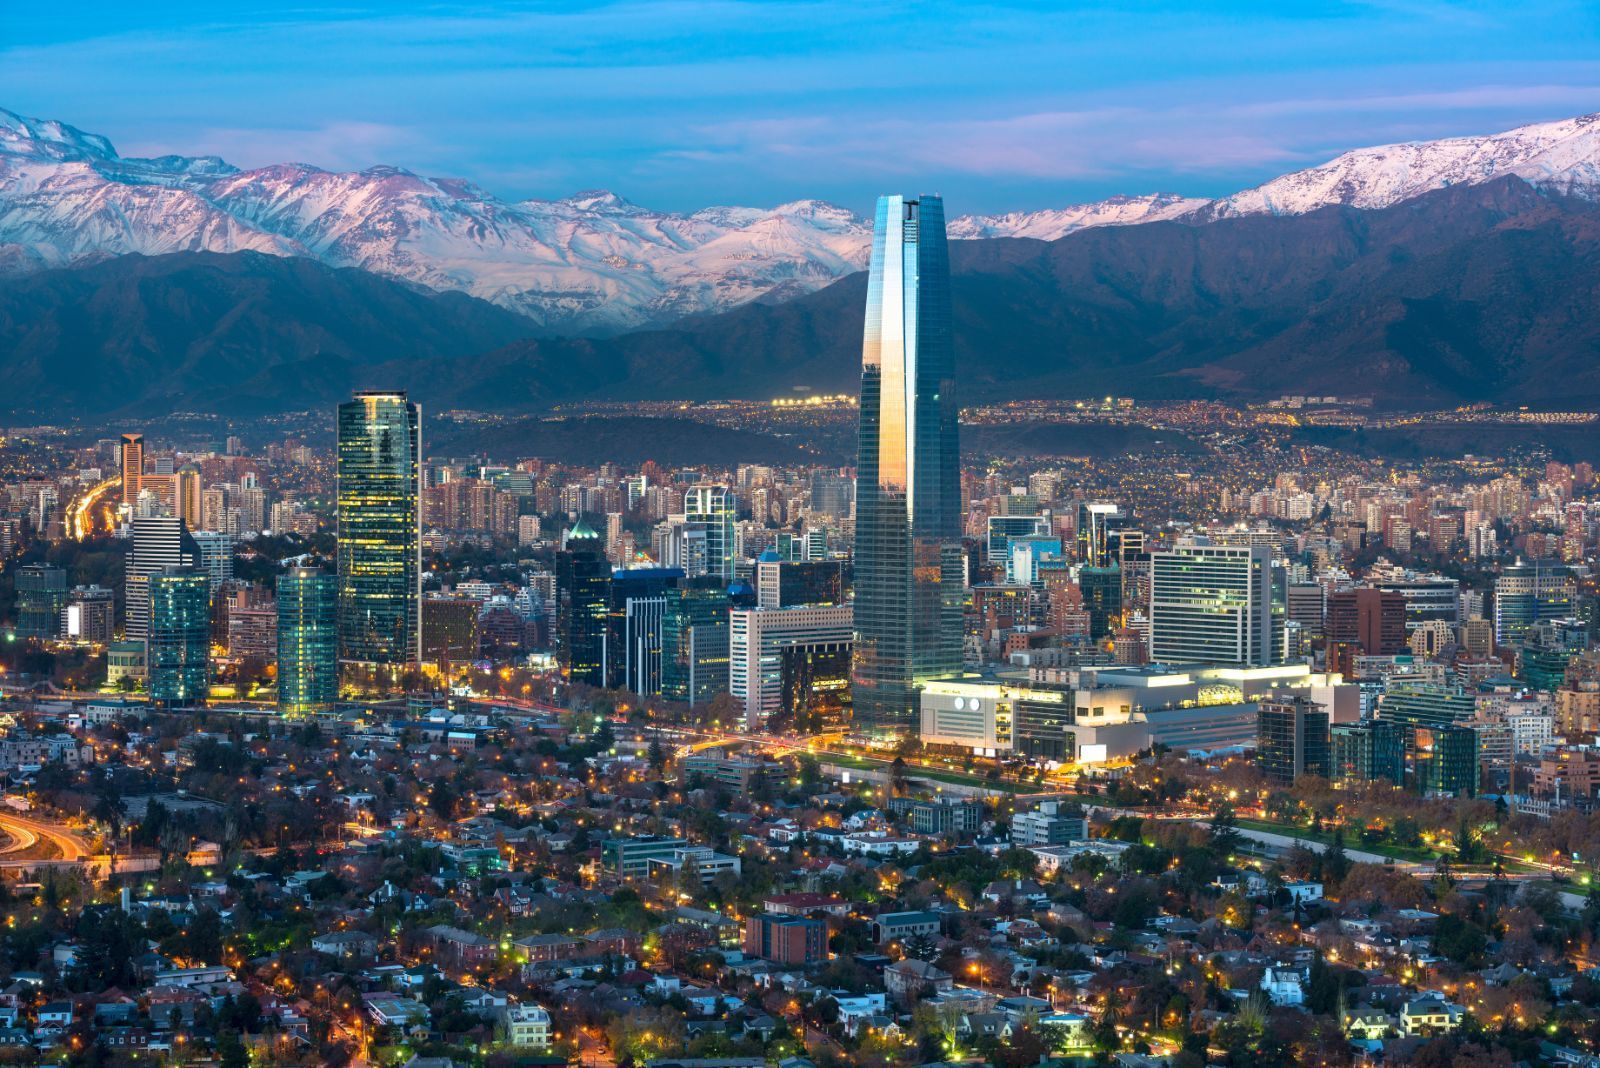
top-left (5, 104), bottom-right (1600, 331)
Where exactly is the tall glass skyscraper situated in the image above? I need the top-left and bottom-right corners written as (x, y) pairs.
top-left (147, 567), bottom-right (210, 706)
top-left (556, 520), bottom-right (610, 687)
top-left (851, 194), bottom-right (963, 736)
top-left (278, 565), bottom-right (338, 715)
top-left (684, 485), bottom-right (736, 582)
top-left (336, 391), bottom-right (421, 677)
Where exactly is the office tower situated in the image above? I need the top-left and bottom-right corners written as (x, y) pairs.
top-left (126, 515), bottom-right (200, 640)
top-left (985, 514), bottom-right (1047, 566)
top-left (336, 390), bottom-right (422, 674)
top-left (1374, 576), bottom-right (1461, 632)
top-left (1076, 503), bottom-right (1127, 568)
top-left (684, 485), bottom-right (736, 581)
top-left (658, 519), bottom-right (711, 577)
top-left (780, 640), bottom-right (854, 732)
top-left (605, 567), bottom-right (683, 693)
top-left (556, 520), bottom-right (610, 687)
top-left (1495, 560), bottom-right (1575, 645)
top-left (756, 556), bottom-right (847, 609)
top-left (1325, 588), bottom-right (1407, 674)
top-left (1285, 582), bottom-right (1325, 635)
top-left (1007, 535), bottom-right (1063, 587)
top-left (1079, 566), bottom-right (1123, 641)
top-left (809, 471), bottom-right (854, 519)
top-left (14, 563), bottom-right (65, 640)
top-left (190, 530), bottom-right (236, 591)
top-left (733, 604), bottom-right (854, 730)
top-left (662, 577), bottom-right (732, 706)
top-left (1149, 543), bottom-right (1274, 666)
top-left (120, 433), bottom-right (144, 504)
top-left (15, 565), bottom-right (68, 641)
top-left (1330, 719), bottom-right (1406, 785)
top-left (421, 597), bottom-right (482, 669)
top-left (277, 566), bottom-right (338, 715)
top-left (1256, 696), bottom-right (1330, 785)
top-left (174, 467), bottom-right (203, 529)
top-left (852, 193), bottom-right (962, 736)
top-left (1413, 724), bottom-right (1479, 797)
top-left (146, 568), bottom-right (210, 706)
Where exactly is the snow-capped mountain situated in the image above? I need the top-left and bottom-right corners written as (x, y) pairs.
top-left (946, 193), bottom-right (1209, 240)
top-left (0, 107), bottom-right (870, 333)
top-left (6, 106), bottom-right (1600, 333)
top-left (1194, 113), bottom-right (1600, 221)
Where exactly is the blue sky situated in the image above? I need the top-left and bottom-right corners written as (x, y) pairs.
top-left (5, 1), bottom-right (1600, 215)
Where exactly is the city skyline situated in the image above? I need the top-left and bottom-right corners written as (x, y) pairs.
top-left (2, 8), bottom-right (1600, 1065)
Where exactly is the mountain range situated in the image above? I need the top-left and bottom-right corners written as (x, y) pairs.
top-left (5, 107), bottom-right (1600, 419)
top-left (8, 107), bottom-right (1600, 334)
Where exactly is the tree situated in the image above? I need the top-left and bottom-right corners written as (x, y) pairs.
top-left (890, 757), bottom-right (909, 796)
top-left (1209, 803), bottom-right (1244, 857)
top-left (216, 1029), bottom-right (249, 1068)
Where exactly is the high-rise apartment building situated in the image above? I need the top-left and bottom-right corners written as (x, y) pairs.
top-left (146, 568), bottom-right (210, 706)
top-left (336, 391), bottom-right (422, 675)
top-left (851, 193), bottom-right (962, 736)
top-left (1149, 543), bottom-right (1274, 666)
top-left (277, 566), bottom-right (338, 715)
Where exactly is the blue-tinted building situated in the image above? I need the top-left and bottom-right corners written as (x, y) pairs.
top-left (147, 568), bottom-right (210, 706)
top-left (278, 565), bottom-right (338, 715)
top-left (852, 194), bottom-right (963, 737)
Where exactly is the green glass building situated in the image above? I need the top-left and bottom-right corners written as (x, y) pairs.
top-left (1330, 719), bottom-right (1405, 785)
top-left (336, 391), bottom-right (421, 676)
top-left (147, 568), bottom-right (210, 706)
top-left (278, 566), bottom-right (338, 715)
top-left (15, 564), bottom-right (67, 641)
top-left (662, 577), bottom-right (730, 706)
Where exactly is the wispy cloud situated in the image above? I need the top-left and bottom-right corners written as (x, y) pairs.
top-left (3, 1), bottom-right (1599, 212)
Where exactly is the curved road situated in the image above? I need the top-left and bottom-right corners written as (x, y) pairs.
top-left (0, 812), bottom-right (91, 866)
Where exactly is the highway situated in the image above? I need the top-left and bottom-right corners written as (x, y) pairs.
top-left (0, 811), bottom-right (92, 867)
top-left (67, 475), bottom-right (121, 540)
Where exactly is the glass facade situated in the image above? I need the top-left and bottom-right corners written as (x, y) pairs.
top-left (662, 578), bottom-right (731, 706)
top-left (556, 521), bottom-right (610, 687)
top-left (336, 391), bottom-right (421, 672)
top-left (15, 564), bottom-right (67, 641)
top-left (278, 566), bottom-right (338, 715)
top-left (1331, 719), bottom-right (1405, 785)
top-left (147, 568), bottom-right (210, 706)
top-left (852, 194), bottom-right (962, 737)
top-left (684, 485), bottom-right (736, 582)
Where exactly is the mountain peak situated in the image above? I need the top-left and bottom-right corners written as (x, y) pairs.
top-left (0, 106), bottom-right (118, 163)
top-left (563, 189), bottom-right (639, 213)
